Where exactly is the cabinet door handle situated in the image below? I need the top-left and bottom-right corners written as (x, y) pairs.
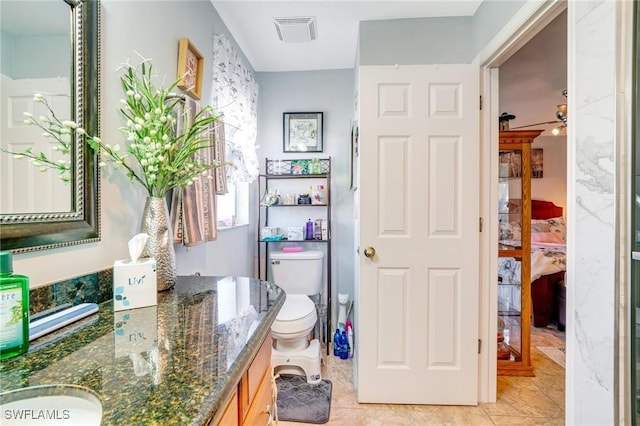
top-left (265, 404), bottom-right (274, 425)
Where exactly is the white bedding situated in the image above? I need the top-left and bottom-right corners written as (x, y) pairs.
top-left (498, 243), bottom-right (566, 284)
top-left (498, 216), bottom-right (567, 284)
top-left (498, 216), bottom-right (566, 315)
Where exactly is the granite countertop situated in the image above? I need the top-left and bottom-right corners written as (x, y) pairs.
top-left (0, 275), bottom-right (285, 425)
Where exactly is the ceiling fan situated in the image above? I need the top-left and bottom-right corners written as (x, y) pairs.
top-left (500, 89), bottom-right (567, 135)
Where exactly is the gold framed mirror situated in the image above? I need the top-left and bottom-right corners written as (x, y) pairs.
top-left (0, 0), bottom-right (100, 252)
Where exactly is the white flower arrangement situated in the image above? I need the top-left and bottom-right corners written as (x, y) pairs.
top-left (6, 58), bottom-right (223, 198)
top-left (13, 98), bottom-right (74, 184)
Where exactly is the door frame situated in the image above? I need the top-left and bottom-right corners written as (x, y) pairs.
top-left (473, 0), bottom-right (567, 403)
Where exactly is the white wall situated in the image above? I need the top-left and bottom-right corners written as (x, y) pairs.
top-left (530, 136), bottom-right (567, 213)
top-left (255, 69), bottom-right (355, 327)
top-left (13, 0), bottom-right (256, 286)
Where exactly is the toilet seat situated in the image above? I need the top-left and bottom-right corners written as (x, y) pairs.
top-left (271, 294), bottom-right (316, 335)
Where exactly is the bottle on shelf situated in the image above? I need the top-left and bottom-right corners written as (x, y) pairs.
top-left (310, 158), bottom-right (321, 174)
top-left (306, 219), bottom-right (314, 240)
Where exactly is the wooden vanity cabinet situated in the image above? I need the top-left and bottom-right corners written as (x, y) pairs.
top-left (211, 332), bottom-right (274, 425)
top-left (216, 392), bottom-right (239, 426)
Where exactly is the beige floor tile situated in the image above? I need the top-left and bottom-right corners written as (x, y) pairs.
top-left (277, 328), bottom-right (565, 425)
top-left (490, 415), bottom-right (565, 425)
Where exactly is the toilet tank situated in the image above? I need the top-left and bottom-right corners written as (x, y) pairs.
top-left (270, 250), bottom-right (324, 295)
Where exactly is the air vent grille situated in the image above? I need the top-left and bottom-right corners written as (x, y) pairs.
top-left (274, 16), bottom-right (317, 43)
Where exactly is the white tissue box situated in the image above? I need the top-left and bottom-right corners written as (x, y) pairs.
top-left (114, 305), bottom-right (158, 357)
top-left (113, 258), bottom-right (157, 311)
top-left (287, 227), bottom-right (304, 241)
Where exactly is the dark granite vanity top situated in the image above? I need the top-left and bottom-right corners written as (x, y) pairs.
top-left (0, 276), bottom-right (285, 425)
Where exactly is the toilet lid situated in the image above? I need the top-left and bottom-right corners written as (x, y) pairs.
top-left (276, 294), bottom-right (316, 321)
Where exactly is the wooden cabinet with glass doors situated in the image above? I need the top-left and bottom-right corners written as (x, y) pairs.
top-left (497, 130), bottom-right (542, 376)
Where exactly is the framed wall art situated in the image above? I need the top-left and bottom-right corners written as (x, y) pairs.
top-left (531, 148), bottom-right (543, 179)
top-left (350, 121), bottom-right (359, 190)
top-left (498, 149), bottom-right (544, 179)
top-left (283, 112), bottom-right (323, 152)
top-left (177, 37), bottom-right (204, 99)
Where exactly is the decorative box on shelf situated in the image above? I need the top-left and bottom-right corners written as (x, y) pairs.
top-left (266, 158), bottom-right (330, 175)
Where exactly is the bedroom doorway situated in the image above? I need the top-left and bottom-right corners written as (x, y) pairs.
top-left (476, 0), bottom-right (568, 403)
top-left (497, 6), bottom-right (568, 356)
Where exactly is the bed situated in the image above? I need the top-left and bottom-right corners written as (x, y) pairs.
top-left (498, 200), bottom-right (567, 331)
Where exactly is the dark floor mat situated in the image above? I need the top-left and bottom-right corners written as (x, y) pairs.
top-left (276, 374), bottom-right (332, 424)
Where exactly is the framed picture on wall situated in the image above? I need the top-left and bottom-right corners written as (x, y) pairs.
top-left (350, 121), bottom-right (359, 190)
top-left (177, 37), bottom-right (204, 100)
top-left (531, 148), bottom-right (543, 178)
top-left (499, 149), bottom-right (544, 179)
top-left (283, 112), bottom-right (323, 152)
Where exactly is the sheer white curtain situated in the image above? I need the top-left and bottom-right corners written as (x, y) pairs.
top-left (212, 34), bottom-right (259, 183)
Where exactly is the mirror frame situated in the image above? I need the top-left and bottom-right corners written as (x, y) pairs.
top-left (0, 0), bottom-right (100, 253)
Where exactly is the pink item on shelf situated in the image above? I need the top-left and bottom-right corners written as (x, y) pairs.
top-left (282, 246), bottom-right (303, 253)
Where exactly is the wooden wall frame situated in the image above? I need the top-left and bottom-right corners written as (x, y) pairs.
top-left (177, 37), bottom-right (204, 100)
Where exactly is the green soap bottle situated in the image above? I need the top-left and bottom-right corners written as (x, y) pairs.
top-left (0, 251), bottom-right (29, 359)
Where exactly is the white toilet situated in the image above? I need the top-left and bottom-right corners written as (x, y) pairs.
top-left (270, 250), bottom-right (323, 384)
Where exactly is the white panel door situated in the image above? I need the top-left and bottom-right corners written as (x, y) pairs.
top-left (0, 76), bottom-right (71, 214)
top-left (357, 64), bottom-right (479, 405)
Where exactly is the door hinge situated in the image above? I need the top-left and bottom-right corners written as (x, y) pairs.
top-left (479, 95), bottom-right (483, 111)
top-left (478, 339), bottom-right (482, 354)
top-left (479, 217), bottom-right (483, 232)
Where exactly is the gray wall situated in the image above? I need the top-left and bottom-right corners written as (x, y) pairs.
top-left (358, 0), bottom-right (528, 67)
top-left (14, 0), bottom-right (256, 286)
top-left (256, 69), bottom-right (355, 326)
top-left (359, 16), bottom-right (473, 65)
top-left (471, 0), bottom-right (528, 57)
top-left (1, 32), bottom-right (68, 78)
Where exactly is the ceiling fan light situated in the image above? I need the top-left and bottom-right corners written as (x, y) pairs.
top-left (557, 104), bottom-right (568, 115)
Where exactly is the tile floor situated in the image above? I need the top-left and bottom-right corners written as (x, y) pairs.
top-left (277, 326), bottom-right (565, 426)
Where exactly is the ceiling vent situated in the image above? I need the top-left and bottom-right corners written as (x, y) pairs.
top-left (273, 17), bottom-right (317, 43)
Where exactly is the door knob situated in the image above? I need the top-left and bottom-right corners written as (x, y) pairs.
top-left (363, 246), bottom-right (376, 258)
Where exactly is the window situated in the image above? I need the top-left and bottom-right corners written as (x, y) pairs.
top-left (216, 181), bottom-right (249, 228)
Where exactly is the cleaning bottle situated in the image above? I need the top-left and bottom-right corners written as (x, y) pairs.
top-left (346, 320), bottom-right (354, 358)
top-left (0, 251), bottom-right (30, 359)
top-left (339, 331), bottom-right (349, 360)
top-left (333, 328), bottom-right (341, 356)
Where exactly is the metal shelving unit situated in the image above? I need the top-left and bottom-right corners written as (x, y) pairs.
top-left (257, 157), bottom-right (332, 354)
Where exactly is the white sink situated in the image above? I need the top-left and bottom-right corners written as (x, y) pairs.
top-left (0, 384), bottom-right (102, 425)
